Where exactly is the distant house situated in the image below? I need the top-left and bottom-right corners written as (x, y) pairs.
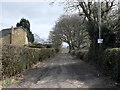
top-left (0, 26), bottom-right (28, 46)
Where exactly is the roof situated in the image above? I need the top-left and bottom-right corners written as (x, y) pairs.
top-left (0, 28), bottom-right (12, 38)
top-left (0, 26), bottom-right (28, 38)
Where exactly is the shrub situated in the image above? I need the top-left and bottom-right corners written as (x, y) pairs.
top-left (71, 48), bottom-right (120, 83)
top-left (44, 44), bottom-right (53, 48)
top-left (29, 42), bottom-right (45, 48)
top-left (2, 45), bottom-right (56, 77)
top-left (71, 50), bottom-right (76, 56)
top-left (100, 48), bottom-right (120, 82)
top-left (71, 50), bottom-right (88, 60)
top-left (86, 48), bottom-right (120, 82)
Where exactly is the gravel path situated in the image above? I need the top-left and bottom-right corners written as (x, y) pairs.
top-left (8, 53), bottom-right (114, 88)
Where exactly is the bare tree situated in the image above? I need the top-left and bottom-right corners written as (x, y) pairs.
top-left (49, 14), bottom-right (90, 52)
top-left (64, 0), bottom-right (117, 23)
top-left (50, 0), bottom-right (119, 51)
top-left (34, 34), bottom-right (45, 44)
top-left (48, 30), bottom-right (62, 51)
top-left (64, 0), bottom-right (119, 47)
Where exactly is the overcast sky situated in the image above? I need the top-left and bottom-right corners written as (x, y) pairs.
top-left (0, 1), bottom-right (65, 41)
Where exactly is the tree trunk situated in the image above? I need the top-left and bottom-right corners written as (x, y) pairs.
top-left (68, 44), bottom-right (72, 53)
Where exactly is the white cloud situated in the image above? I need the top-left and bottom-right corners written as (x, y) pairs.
top-left (31, 23), bottom-right (52, 40)
top-left (1, 0), bottom-right (68, 2)
top-left (1, 2), bottom-right (64, 40)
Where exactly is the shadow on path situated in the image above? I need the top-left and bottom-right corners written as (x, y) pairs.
top-left (8, 53), bottom-right (115, 88)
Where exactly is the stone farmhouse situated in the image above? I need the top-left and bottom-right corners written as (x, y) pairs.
top-left (0, 26), bottom-right (28, 46)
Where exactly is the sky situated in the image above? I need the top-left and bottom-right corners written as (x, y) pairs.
top-left (1, 0), bottom-right (118, 47)
top-left (0, 1), bottom-right (65, 41)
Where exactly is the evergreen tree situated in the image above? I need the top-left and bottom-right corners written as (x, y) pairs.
top-left (16, 18), bottom-right (34, 43)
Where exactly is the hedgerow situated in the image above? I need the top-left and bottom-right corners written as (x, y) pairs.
top-left (71, 48), bottom-right (120, 83)
top-left (2, 45), bottom-right (56, 77)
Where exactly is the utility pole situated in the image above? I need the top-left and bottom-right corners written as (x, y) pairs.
top-left (98, 0), bottom-right (103, 51)
top-left (98, 0), bottom-right (103, 62)
top-left (98, 0), bottom-right (101, 40)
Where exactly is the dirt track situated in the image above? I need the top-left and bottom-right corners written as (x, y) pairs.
top-left (8, 53), bottom-right (114, 88)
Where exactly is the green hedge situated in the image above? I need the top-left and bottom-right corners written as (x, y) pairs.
top-left (71, 50), bottom-right (88, 60)
top-left (71, 48), bottom-right (120, 82)
top-left (100, 48), bottom-right (120, 82)
top-left (2, 45), bottom-right (56, 77)
top-left (28, 43), bottom-right (45, 48)
top-left (28, 43), bottom-right (53, 49)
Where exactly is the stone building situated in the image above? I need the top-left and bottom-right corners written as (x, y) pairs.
top-left (0, 26), bottom-right (28, 46)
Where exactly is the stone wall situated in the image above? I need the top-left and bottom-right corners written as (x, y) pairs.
top-left (0, 27), bottom-right (28, 46)
top-left (0, 34), bottom-right (11, 45)
top-left (12, 28), bottom-right (28, 46)
top-left (1, 45), bottom-right (55, 77)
